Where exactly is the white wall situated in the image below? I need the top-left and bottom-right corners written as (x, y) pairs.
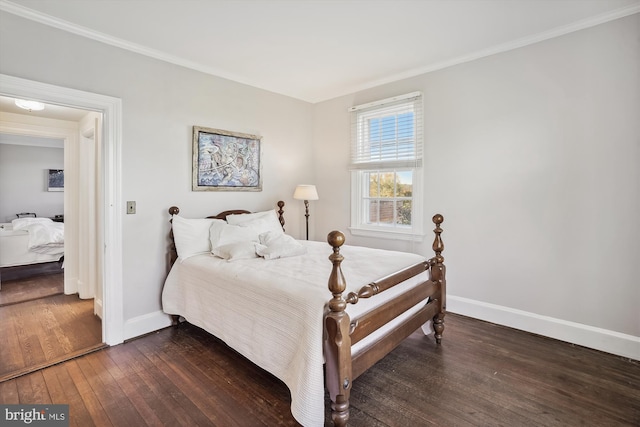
top-left (0, 139), bottom-right (64, 221)
top-left (0, 11), bottom-right (315, 338)
top-left (314, 14), bottom-right (640, 358)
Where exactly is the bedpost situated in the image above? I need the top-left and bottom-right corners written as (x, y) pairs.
top-left (168, 206), bottom-right (180, 266)
top-left (276, 200), bottom-right (285, 231)
top-left (324, 230), bottom-right (352, 427)
top-left (168, 206), bottom-right (181, 326)
top-left (430, 214), bottom-right (446, 344)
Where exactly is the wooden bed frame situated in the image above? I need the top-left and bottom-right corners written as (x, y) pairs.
top-left (167, 201), bottom-right (446, 426)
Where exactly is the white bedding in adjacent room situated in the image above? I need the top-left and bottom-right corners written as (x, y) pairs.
top-left (162, 239), bottom-right (429, 427)
top-left (11, 217), bottom-right (64, 254)
top-left (0, 219), bottom-right (64, 268)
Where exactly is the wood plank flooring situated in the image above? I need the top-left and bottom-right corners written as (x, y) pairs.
top-left (0, 289), bottom-right (104, 382)
top-left (0, 271), bottom-right (64, 307)
top-left (1, 313), bottom-right (638, 426)
top-left (0, 260), bottom-right (64, 285)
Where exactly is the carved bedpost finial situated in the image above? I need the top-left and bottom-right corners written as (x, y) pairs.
top-left (327, 230), bottom-right (347, 312)
top-left (327, 230), bottom-right (345, 250)
top-left (168, 206), bottom-right (180, 269)
top-left (432, 214), bottom-right (444, 264)
top-left (277, 200), bottom-right (285, 231)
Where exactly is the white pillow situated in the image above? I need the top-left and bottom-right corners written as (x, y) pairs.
top-left (226, 209), bottom-right (275, 225)
top-left (212, 241), bottom-right (259, 261)
top-left (259, 230), bottom-right (288, 245)
top-left (209, 221), bottom-right (259, 249)
top-left (12, 217), bottom-right (53, 230)
top-left (240, 216), bottom-right (285, 236)
top-left (172, 215), bottom-right (223, 260)
top-left (227, 209), bottom-right (283, 236)
top-left (256, 231), bottom-right (306, 260)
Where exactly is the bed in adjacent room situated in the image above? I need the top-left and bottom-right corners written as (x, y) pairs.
top-left (162, 201), bottom-right (446, 427)
top-left (0, 217), bottom-right (64, 269)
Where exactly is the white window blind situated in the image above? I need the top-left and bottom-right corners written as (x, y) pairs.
top-left (350, 92), bottom-right (423, 170)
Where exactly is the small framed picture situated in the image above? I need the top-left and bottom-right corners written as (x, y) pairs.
top-left (47, 169), bottom-right (64, 191)
top-left (192, 126), bottom-right (262, 191)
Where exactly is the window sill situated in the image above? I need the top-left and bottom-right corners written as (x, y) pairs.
top-left (348, 227), bottom-right (426, 242)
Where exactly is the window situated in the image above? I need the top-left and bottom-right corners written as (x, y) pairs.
top-left (349, 92), bottom-right (424, 240)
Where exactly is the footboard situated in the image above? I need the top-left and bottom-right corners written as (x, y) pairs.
top-left (324, 214), bottom-right (446, 426)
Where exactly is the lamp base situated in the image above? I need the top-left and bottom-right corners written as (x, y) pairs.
top-left (304, 199), bottom-right (310, 240)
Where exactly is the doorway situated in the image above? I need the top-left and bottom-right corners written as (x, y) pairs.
top-left (0, 101), bottom-right (106, 379)
top-left (0, 73), bottom-right (124, 347)
top-left (0, 106), bottom-right (101, 303)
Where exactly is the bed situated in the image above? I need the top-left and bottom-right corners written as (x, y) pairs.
top-left (162, 201), bottom-right (446, 426)
top-left (0, 218), bottom-right (64, 268)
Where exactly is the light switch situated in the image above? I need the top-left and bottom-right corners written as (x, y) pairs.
top-left (127, 201), bottom-right (136, 214)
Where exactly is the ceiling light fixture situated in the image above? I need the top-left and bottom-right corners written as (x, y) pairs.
top-left (15, 99), bottom-right (45, 111)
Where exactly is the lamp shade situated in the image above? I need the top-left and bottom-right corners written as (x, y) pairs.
top-left (293, 184), bottom-right (319, 201)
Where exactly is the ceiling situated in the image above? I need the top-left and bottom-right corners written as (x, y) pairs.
top-left (0, 95), bottom-right (88, 121)
top-left (0, 95), bottom-right (77, 146)
top-left (1, 0), bottom-right (639, 104)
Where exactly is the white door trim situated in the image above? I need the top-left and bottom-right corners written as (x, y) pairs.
top-left (0, 73), bottom-right (124, 345)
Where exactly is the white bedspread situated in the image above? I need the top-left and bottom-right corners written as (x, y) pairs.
top-left (12, 218), bottom-right (64, 255)
top-left (162, 240), bottom-right (427, 427)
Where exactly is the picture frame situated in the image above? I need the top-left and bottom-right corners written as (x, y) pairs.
top-left (192, 126), bottom-right (262, 191)
top-left (47, 169), bottom-right (64, 192)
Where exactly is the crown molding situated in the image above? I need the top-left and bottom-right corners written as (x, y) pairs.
top-left (0, 0), bottom-right (267, 95)
top-left (320, 3), bottom-right (640, 101)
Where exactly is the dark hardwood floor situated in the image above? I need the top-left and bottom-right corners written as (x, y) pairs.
top-left (1, 313), bottom-right (637, 426)
top-left (0, 273), bottom-right (104, 382)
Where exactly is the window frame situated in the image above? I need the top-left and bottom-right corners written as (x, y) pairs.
top-left (348, 92), bottom-right (424, 241)
top-left (350, 167), bottom-right (424, 241)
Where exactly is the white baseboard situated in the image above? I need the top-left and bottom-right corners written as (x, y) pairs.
top-left (123, 310), bottom-right (173, 341)
top-left (448, 295), bottom-right (639, 361)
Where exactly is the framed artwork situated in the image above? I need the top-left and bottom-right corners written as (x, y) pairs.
top-left (47, 169), bottom-right (64, 191)
top-left (192, 126), bottom-right (262, 191)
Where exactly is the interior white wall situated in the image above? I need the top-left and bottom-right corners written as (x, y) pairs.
top-left (313, 14), bottom-right (639, 357)
top-left (0, 11), bottom-right (314, 338)
top-left (0, 142), bottom-right (64, 222)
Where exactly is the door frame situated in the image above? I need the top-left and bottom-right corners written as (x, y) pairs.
top-left (0, 74), bottom-right (124, 345)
